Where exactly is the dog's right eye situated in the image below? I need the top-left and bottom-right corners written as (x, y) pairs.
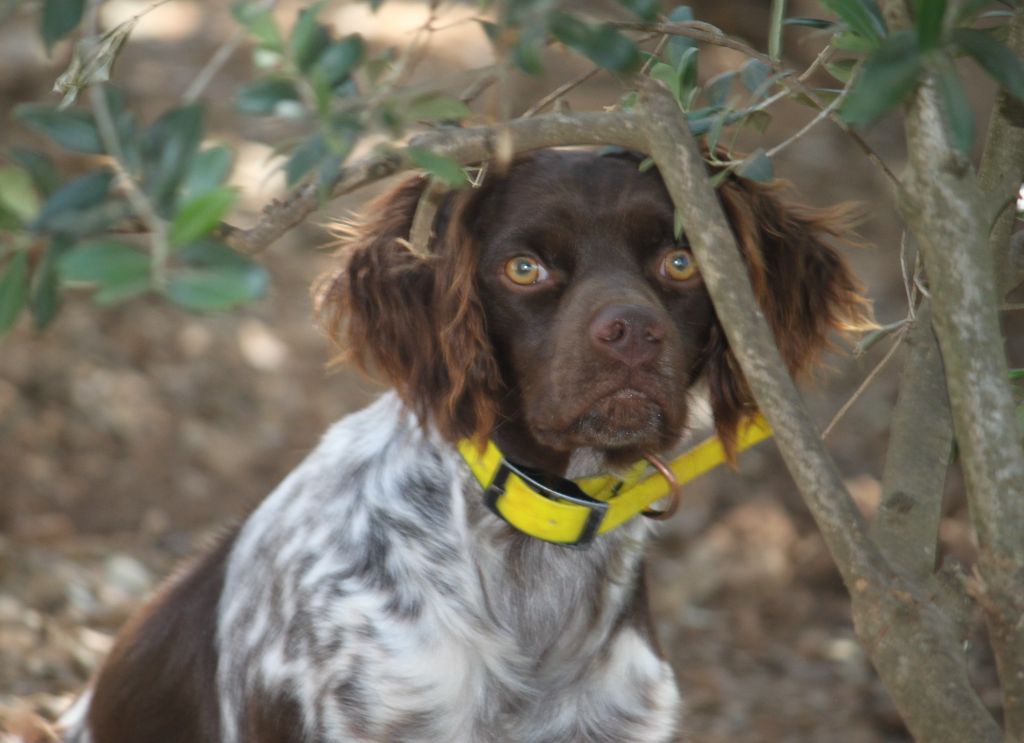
top-left (504, 256), bottom-right (549, 286)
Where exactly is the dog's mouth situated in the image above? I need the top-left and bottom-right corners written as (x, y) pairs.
top-left (530, 379), bottom-right (682, 455)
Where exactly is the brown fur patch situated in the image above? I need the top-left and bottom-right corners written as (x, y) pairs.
top-left (87, 531), bottom-right (237, 743)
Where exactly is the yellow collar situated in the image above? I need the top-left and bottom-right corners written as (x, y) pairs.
top-left (458, 414), bottom-right (772, 547)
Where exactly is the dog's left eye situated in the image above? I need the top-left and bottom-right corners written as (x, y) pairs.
top-left (504, 256), bottom-right (549, 286)
top-left (659, 249), bottom-right (698, 282)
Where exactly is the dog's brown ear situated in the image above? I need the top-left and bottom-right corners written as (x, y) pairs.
top-left (705, 177), bottom-right (874, 459)
top-left (314, 177), bottom-right (501, 441)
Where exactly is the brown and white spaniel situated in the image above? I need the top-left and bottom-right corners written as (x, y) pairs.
top-left (60, 149), bottom-right (870, 743)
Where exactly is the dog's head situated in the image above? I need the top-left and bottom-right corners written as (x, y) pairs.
top-left (317, 150), bottom-right (871, 467)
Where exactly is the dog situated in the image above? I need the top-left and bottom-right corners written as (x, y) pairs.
top-left (59, 149), bottom-right (870, 743)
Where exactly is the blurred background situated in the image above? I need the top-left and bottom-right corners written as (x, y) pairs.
top-left (0, 1), bottom-right (1018, 740)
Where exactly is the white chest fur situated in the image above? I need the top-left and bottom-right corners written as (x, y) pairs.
top-left (217, 394), bottom-right (682, 742)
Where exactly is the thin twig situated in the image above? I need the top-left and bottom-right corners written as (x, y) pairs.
top-left (84, 0), bottom-right (170, 285)
top-left (765, 84), bottom-right (845, 158)
top-left (899, 231), bottom-right (916, 315)
top-left (522, 68), bottom-right (601, 117)
top-left (613, 20), bottom-right (899, 185)
top-left (184, 29), bottom-right (246, 103)
top-left (798, 42), bottom-right (834, 83)
top-left (407, 179), bottom-right (447, 256)
top-left (218, 110), bottom-right (647, 254)
top-left (459, 71), bottom-right (497, 104)
top-left (183, 0), bottom-right (280, 102)
top-left (821, 325), bottom-right (907, 439)
top-left (639, 33), bottom-right (670, 77)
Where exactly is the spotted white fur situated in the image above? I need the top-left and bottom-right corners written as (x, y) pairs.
top-left (217, 393), bottom-right (682, 742)
top-left (58, 393), bottom-right (682, 742)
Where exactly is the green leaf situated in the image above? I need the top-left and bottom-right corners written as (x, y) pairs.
top-left (550, 13), bottom-right (640, 73)
top-left (169, 186), bottom-right (237, 247)
top-left (236, 77), bottom-right (302, 115)
top-left (705, 71), bottom-right (735, 106)
top-left (740, 59), bottom-right (771, 93)
top-left (176, 238), bottom-right (255, 270)
top-left (652, 48), bottom-right (699, 109)
top-left (140, 103), bottom-right (204, 215)
top-left (32, 169), bottom-right (114, 233)
top-left (913, 0), bottom-right (947, 50)
top-left (285, 134), bottom-right (328, 186)
top-left (14, 105), bottom-right (102, 154)
top-left (820, 0), bottom-right (887, 46)
top-left (783, 17), bottom-right (836, 29)
top-left (0, 252), bottom-right (29, 338)
top-left (0, 166), bottom-right (40, 224)
top-left (312, 34), bottom-right (364, 89)
top-left (407, 147), bottom-right (468, 187)
top-left (44, 199), bottom-right (132, 237)
top-left (688, 106), bottom-right (745, 135)
top-left (29, 236), bottom-right (70, 330)
top-left (678, 46), bottom-right (699, 104)
top-left (736, 148), bottom-right (774, 182)
top-left (57, 239), bottom-right (149, 286)
top-left (615, 0), bottom-right (659, 20)
top-left (833, 31), bottom-right (877, 53)
top-left (92, 275), bottom-right (150, 304)
top-left (52, 15), bottom-right (135, 108)
top-left (289, 4), bottom-right (331, 73)
top-left (841, 30), bottom-right (922, 125)
top-left (742, 109), bottom-right (773, 133)
top-left (825, 58), bottom-right (859, 82)
top-left (1008, 368), bottom-right (1024, 380)
top-left (404, 92), bottom-right (472, 122)
top-left (704, 110), bottom-right (729, 153)
top-left (164, 264), bottom-right (268, 311)
top-left (0, 205), bottom-right (17, 231)
top-left (651, 62), bottom-right (683, 102)
top-left (512, 29), bottom-right (545, 75)
top-left (934, 57), bottom-right (974, 154)
top-left (789, 87), bottom-right (844, 106)
top-left (232, 4), bottom-right (284, 52)
top-left (41, 0), bottom-right (85, 52)
top-left (952, 28), bottom-right (1024, 100)
top-left (181, 146), bottom-right (234, 200)
top-left (58, 239), bottom-right (150, 305)
top-left (8, 148), bottom-right (60, 196)
top-left (666, 6), bottom-right (696, 67)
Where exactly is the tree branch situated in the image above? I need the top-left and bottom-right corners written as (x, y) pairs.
top-left (639, 79), bottom-right (880, 586)
top-left (612, 20), bottom-right (899, 184)
top-left (219, 111), bottom-right (646, 254)
top-left (872, 302), bottom-right (952, 583)
top-left (977, 7), bottom-right (1024, 294)
top-left (880, 1), bottom-right (1024, 735)
top-left (639, 78), bottom-right (1001, 743)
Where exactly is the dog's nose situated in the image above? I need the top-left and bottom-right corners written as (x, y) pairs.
top-left (589, 304), bottom-right (665, 367)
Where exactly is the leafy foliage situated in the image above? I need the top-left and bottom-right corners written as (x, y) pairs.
top-left (1, 0), bottom-right (1020, 338)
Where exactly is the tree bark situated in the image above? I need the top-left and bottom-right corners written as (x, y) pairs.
top-left (879, 2), bottom-right (1024, 734)
top-left (639, 78), bottom-right (1001, 743)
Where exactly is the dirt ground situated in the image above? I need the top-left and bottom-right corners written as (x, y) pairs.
top-left (0, 1), bottom-right (1017, 741)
